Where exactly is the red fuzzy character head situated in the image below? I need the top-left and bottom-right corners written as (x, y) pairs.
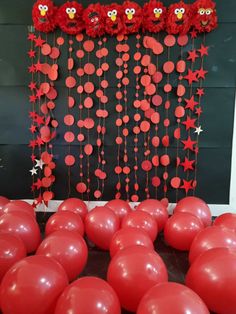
top-left (56, 1), bottom-right (84, 35)
top-left (104, 3), bottom-right (124, 36)
top-left (83, 3), bottom-right (105, 38)
top-left (192, 0), bottom-right (218, 33)
top-left (166, 1), bottom-right (192, 35)
top-left (122, 1), bottom-right (142, 34)
top-left (32, 0), bottom-right (57, 33)
top-left (143, 1), bottom-right (166, 33)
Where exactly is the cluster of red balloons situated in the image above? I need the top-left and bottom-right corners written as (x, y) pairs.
top-left (1, 195), bottom-right (236, 314)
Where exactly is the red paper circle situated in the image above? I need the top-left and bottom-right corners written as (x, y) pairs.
top-left (66, 76), bottom-right (76, 89)
top-left (141, 55), bottom-right (151, 67)
top-left (141, 75), bottom-right (151, 87)
top-left (152, 176), bottom-right (161, 187)
top-left (176, 60), bottom-right (186, 73)
top-left (177, 35), bottom-right (189, 47)
top-left (43, 191), bottom-right (53, 202)
top-left (65, 155), bottom-right (75, 166)
top-left (152, 71), bottom-right (163, 84)
top-left (76, 50), bottom-right (85, 59)
top-left (49, 47), bottom-right (60, 59)
top-left (152, 42), bottom-right (164, 55)
top-left (76, 182), bottom-right (87, 193)
top-left (141, 160), bottom-right (152, 172)
top-left (146, 84), bottom-right (156, 95)
top-left (41, 44), bottom-right (51, 56)
top-left (84, 144), bottom-right (93, 156)
top-left (164, 35), bottom-right (176, 47)
top-left (84, 118), bottom-right (94, 129)
top-left (77, 133), bottom-right (85, 142)
top-left (164, 84), bottom-right (172, 93)
top-left (64, 114), bottom-right (74, 126)
top-left (152, 155), bottom-right (159, 167)
top-left (175, 106), bottom-right (185, 118)
top-left (57, 37), bottom-right (64, 46)
top-left (84, 82), bottom-right (94, 94)
top-left (140, 121), bottom-right (150, 133)
top-left (83, 40), bottom-right (94, 52)
top-left (171, 177), bottom-right (181, 188)
top-left (151, 112), bottom-right (160, 124)
top-left (84, 97), bottom-right (93, 109)
top-left (152, 95), bottom-right (163, 107)
top-left (163, 61), bottom-right (175, 74)
top-left (94, 190), bottom-right (102, 199)
top-left (152, 136), bottom-right (160, 147)
top-left (84, 63), bottom-right (95, 75)
top-left (64, 131), bottom-right (75, 143)
top-left (160, 155), bottom-right (170, 166)
top-left (68, 96), bottom-right (75, 108)
top-left (41, 152), bottom-right (52, 164)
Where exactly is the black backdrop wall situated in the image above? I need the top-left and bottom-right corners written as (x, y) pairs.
top-left (0, 0), bottom-right (235, 204)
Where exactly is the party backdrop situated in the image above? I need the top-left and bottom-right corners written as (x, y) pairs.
top-left (0, 0), bottom-right (235, 205)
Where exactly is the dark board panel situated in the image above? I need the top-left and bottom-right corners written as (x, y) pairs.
top-left (0, 0), bottom-right (235, 205)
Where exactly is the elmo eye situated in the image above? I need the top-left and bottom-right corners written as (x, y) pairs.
top-left (95, 17), bottom-right (98, 22)
top-left (180, 8), bottom-right (185, 14)
top-left (38, 4), bottom-right (43, 10)
top-left (112, 10), bottom-right (117, 15)
top-left (125, 8), bottom-right (131, 15)
top-left (198, 9), bottom-right (205, 15)
top-left (131, 8), bottom-right (135, 14)
top-left (158, 8), bottom-right (163, 14)
top-left (66, 8), bottom-right (71, 14)
top-left (107, 11), bottom-right (112, 17)
top-left (71, 8), bottom-right (76, 14)
top-left (206, 9), bottom-right (212, 15)
top-left (91, 18), bottom-right (94, 22)
top-left (174, 8), bottom-right (180, 14)
top-left (153, 8), bottom-right (158, 14)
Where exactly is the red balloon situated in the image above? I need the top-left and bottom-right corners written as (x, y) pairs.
top-left (137, 282), bottom-right (209, 314)
top-left (214, 213), bottom-right (236, 233)
top-left (58, 198), bottom-right (88, 221)
top-left (55, 276), bottom-right (121, 314)
top-left (36, 230), bottom-right (88, 282)
top-left (106, 199), bottom-right (132, 223)
top-left (0, 212), bottom-right (41, 253)
top-left (0, 255), bottom-right (68, 314)
top-left (3, 200), bottom-right (35, 218)
top-left (189, 226), bottom-right (236, 264)
top-left (122, 211), bottom-right (158, 242)
top-left (85, 206), bottom-right (119, 250)
top-left (107, 246), bottom-right (168, 312)
top-left (136, 199), bottom-right (169, 231)
top-left (174, 197), bottom-right (212, 227)
top-left (186, 248), bottom-right (236, 314)
top-left (45, 211), bottom-right (84, 237)
top-left (0, 196), bottom-right (9, 216)
top-left (164, 213), bottom-right (204, 251)
top-left (110, 228), bottom-right (154, 258)
top-left (0, 234), bottom-right (26, 282)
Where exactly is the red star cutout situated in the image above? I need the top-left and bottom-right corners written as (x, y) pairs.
top-left (29, 111), bottom-right (37, 119)
top-left (187, 50), bottom-right (199, 63)
top-left (31, 154), bottom-right (36, 162)
top-left (181, 157), bottom-right (195, 172)
top-left (33, 194), bottom-right (43, 208)
top-left (195, 107), bottom-right (203, 117)
top-left (28, 82), bottom-right (36, 91)
top-left (34, 36), bottom-right (45, 47)
top-left (29, 140), bottom-right (37, 148)
top-left (181, 180), bottom-right (193, 194)
top-left (36, 136), bottom-right (44, 147)
top-left (182, 136), bottom-right (197, 151)
top-left (196, 88), bottom-right (205, 97)
top-left (35, 115), bottom-right (45, 126)
top-left (29, 95), bottom-right (37, 103)
top-left (28, 65), bottom-right (36, 73)
top-left (28, 50), bottom-right (36, 58)
top-left (182, 116), bottom-right (197, 130)
top-left (184, 69), bottom-right (199, 85)
top-left (31, 184), bottom-right (36, 192)
top-left (190, 30), bottom-right (197, 39)
top-left (29, 125), bottom-right (37, 133)
top-left (34, 178), bottom-right (42, 190)
top-left (197, 67), bottom-right (208, 79)
top-left (198, 44), bottom-right (209, 57)
top-left (28, 33), bottom-right (36, 41)
top-left (36, 89), bottom-right (44, 99)
top-left (34, 61), bottom-right (42, 72)
top-left (185, 96), bottom-right (199, 111)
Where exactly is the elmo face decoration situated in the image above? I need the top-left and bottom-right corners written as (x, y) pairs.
top-left (57, 1), bottom-right (84, 35)
top-left (122, 1), bottom-right (142, 34)
top-left (166, 1), bottom-right (192, 35)
top-left (104, 3), bottom-right (124, 36)
top-left (32, 0), bottom-right (57, 33)
top-left (83, 3), bottom-right (105, 38)
top-left (192, 0), bottom-right (218, 33)
top-left (142, 0), bottom-right (166, 33)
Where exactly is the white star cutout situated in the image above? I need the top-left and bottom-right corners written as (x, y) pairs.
top-left (35, 159), bottom-right (45, 169)
top-left (195, 126), bottom-right (203, 135)
top-left (30, 167), bottom-right (38, 176)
